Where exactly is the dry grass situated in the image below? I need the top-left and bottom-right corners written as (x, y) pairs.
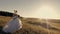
top-left (0, 16), bottom-right (60, 34)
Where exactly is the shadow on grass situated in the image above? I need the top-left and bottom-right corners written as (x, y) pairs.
top-left (0, 26), bottom-right (11, 34)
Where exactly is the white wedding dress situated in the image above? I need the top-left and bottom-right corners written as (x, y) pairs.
top-left (2, 16), bottom-right (22, 33)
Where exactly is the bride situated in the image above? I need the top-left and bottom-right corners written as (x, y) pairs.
top-left (2, 10), bottom-right (22, 33)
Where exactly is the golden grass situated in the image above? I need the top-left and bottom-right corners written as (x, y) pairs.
top-left (0, 16), bottom-right (60, 34)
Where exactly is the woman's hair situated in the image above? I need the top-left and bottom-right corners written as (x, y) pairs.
top-left (18, 15), bottom-right (20, 17)
top-left (18, 15), bottom-right (23, 19)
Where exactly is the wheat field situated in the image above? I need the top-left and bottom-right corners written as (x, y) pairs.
top-left (0, 16), bottom-right (60, 34)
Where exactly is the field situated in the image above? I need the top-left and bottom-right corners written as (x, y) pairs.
top-left (0, 16), bottom-right (60, 34)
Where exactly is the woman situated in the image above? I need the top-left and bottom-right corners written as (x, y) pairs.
top-left (2, 10), bottom-right (22, 34)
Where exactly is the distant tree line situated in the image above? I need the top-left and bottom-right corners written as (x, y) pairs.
top-left (0, 11), bottom-right (23, 19)
top-left (0, 11), bottom-right (14, 17)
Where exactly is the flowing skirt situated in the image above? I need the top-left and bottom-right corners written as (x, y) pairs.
top-left (2, 16), bottom-right (22, 33)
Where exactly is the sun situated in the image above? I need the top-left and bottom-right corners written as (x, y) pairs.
top-left (33, 4), bottom-right (60, 19)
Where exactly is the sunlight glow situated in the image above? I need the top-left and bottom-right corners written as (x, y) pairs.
top-left (32, 4), bottom-right (60, 19)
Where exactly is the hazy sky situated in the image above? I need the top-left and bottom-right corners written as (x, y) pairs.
top-left (0, 0), bottom-right (60, 19)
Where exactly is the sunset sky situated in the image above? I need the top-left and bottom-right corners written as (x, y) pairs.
top-left (0, 0), bottom-right (60, 19)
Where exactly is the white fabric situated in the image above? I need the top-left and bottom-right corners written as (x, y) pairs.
top-left (3, 16), bottom-right (22, 33)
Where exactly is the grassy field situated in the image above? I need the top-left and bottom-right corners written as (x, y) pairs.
top-left (0, 16), bottom-right (60, 34)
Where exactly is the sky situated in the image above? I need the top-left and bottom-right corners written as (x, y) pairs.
top-left (0, 0), bottom-right (60, 19)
